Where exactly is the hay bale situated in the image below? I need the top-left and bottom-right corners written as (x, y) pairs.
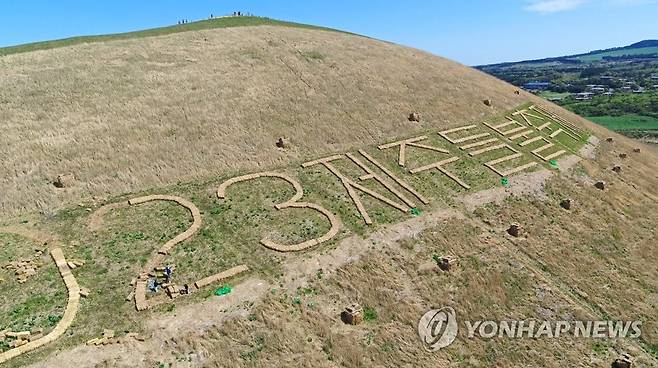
top-left (612, 353), bottom-right (632, 368)
top-left (507, 224), bottom-right (521, 237)
top-left (619, 153), bottom-right (627, 159)
top-left (612, 165), bottom-right (622, 173)
top-left (341, 304), bottom-right (364, 325)
top-left (435, 256), bottom-right (457, 271)
top-left (595, 181), bottom-right (606, 190)
top-left (408, 112), bottom-right (421, 122)
top-left (633, 148), bottom-right (641, 153)
top-left (72, 259), bottom-right (85, 267)
top-left (483, 99), bottom-right (492, 106)
top-left (53, 173), bottom-right (76, 188)
top-left (560, 199), bottom-right (572, 210)
top-left (79, 288), bottom-right (90, 298)
top-left (606, 137), bottom-right (614, 143)
top-left (514, 90), bottom-right (520, 95)
top-left (275, 137), bottom-right (289, 149)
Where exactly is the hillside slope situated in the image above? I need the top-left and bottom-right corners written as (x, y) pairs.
top-left (1, 20), bottom-right (657, 368)
top-left (2, 22), bottom-right (532, 217)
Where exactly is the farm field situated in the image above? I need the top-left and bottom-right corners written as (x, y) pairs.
top-left (587, 115), bottom-right (658, 131)
top-left (574, 46), bottom-right (658, 62)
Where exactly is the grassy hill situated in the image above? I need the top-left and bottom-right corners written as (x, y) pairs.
top-left (574, 45), bottom-right (658, 62)
top-left (1, 17), bottom-right (657, 368)
top-left (479, 40), bottom-right (658, 67)
top-left (0, 17), bottom-right (531, 218)
top-left (0, 16), bottom-right (352, 57)
top-left (572, 40), bottom-right (658, 62)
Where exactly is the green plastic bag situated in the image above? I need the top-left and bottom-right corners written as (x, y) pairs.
top-left (214, 285), bottom-right (232, 296)
top-left (501, 177), bottom-right (510, 187)
top-left (549, 159), bottom-right (559, 169)
top-left (410, 207), bottom-right (422, 217)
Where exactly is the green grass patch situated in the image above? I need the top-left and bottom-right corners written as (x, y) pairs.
top-left (363, 306), bottom-right (378, 322)
top-left (0, 234), bottom-right (67, 352)
top-left (299, 50), bottom-right (325, 61)
top-left (587, 115), bottom-right (658, 132)
top-left (538, 91), bottom-right (570, 100)
top-left (574, 46), bottom-right (658, 62)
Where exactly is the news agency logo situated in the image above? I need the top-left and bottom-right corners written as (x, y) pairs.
top-left (417, 307), bottom-right (459, 352)
top-left (418, 307), bottom-right (642, 351)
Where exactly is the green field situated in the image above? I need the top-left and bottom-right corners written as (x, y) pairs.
top-left (587, 115), bottom-right (658, 131)
top-left (0, 16), bottom-right (348, 57)
top-left (538, 91), bottom-right (570, 100)
top-left (574, 46), bottom-right (658, 62)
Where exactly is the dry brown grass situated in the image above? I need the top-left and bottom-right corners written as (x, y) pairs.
top-left (0, 25), bottom-right (536, 218)
top-left (154, 198), bottom-right (658, 367)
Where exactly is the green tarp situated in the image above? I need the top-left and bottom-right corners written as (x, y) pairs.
top-left (214, 285), bottom-right (232, 296)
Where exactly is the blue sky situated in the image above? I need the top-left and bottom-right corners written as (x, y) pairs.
top-left (0, 0), bottom-right (656, 65)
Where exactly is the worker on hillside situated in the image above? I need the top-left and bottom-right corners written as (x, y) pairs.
top-left (147, 279), bottom-right (159, 293)
top-left (180, 284), bottom-right (190, 295)
top-left (163, 265), bottom-right (174, 283)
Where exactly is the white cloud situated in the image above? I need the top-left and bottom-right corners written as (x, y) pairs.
top-left (524, 0), bottom-right (656, 13)
top-left (610, 0), bottom-right (657, 5)
top-left (525, 0), bottom-right (588, 13)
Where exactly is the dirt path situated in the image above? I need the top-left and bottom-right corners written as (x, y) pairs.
top-left (87, 202), bottom-right (129, 232)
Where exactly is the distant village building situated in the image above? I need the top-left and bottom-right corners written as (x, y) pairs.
top-left (586, 84), bottom-right (606, 94)
top-left (574, 92), bottom-right (594, 100)
top-left (523, 81), bottom-right (550, 91)
top-left (651, 74), bottom-right (658, 80)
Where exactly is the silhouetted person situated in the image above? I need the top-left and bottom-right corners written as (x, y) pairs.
top-left (163, 266), bottom-right (173, 283)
